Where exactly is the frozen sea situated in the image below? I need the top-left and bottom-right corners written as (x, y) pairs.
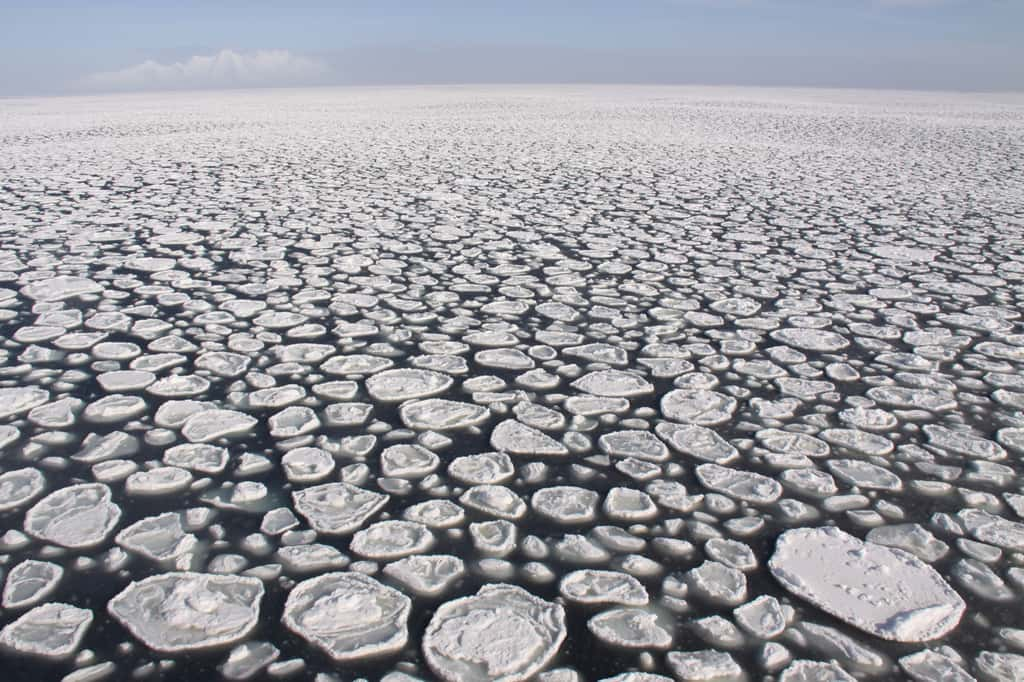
top-left (1, 85), bottom-right (1024, 681)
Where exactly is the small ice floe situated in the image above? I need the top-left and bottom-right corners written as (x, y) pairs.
top-left (0, 603), bottom-right (93, 658)
top-left (24, 483), bottom-right (121, 549)
top-left (559, 569), bottom-right (648, 606)
top-left (423, 584), bottom-right (566, 681)
top-left (181, 409), bottom-right (257, 443)
top-left (292, 482), bottom-right (389, 534)
top-left (282, 572), bottom-right (410, 661)
top-left (383, 554), bottom-right (465, 598)
top-left (0, 467), bottom-right (46, 512)
top-left (2, 560), bottom-right (64, 609)
top-left (588, 607), bottom-right (672, 649)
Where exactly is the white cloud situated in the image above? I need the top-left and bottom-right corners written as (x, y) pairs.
top-left (79, 49), bottom-right (328, 92)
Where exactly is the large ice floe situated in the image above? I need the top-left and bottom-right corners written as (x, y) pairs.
top-left (108, 573), bottom-right (264, 652)
top-left (0, 85), bottom-right (1023, 680)
top-left (769, 527), bottom-right (965, 642)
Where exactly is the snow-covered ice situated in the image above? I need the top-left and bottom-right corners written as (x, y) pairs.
top-left (0, 85), bottom-right (1022, 681)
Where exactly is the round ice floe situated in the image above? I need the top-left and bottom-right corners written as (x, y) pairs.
top-left (83, 394), bottom-right (147, 423)
top-left (491, 419), bottom-right (569, 457)
top-left (281, 447), bottom-right (334, 483)
top-left (660, 389), bottom-right (736, 426)
top-left (403, 499), bottom-right (466, 528)
top-left (588, 608), bottom-right (672, 650)
top-left (2, 560), bottom-right (63, 609)
top-left (837, 407), bottom-right (897, 433)
top-left (115, 512), bottom-right (197, 561)
top-left (109, 572), bottom-right (263, 652)
top-left (163, 443), bottom-right (228, 474)
top-left (899, 650), bottom-right (973, 682)
top-left (755, 429), bottom-right (830, 459)
top-left (248, 384), bottom-right (306, 409)
top-left (97, 370), bottom-right (156, 392)
top-left (686, 561), bottom-right (748, 606)
top-left (695, 464), bottom-right (782, 504)
top-left (195, 351), bottom-right (251, 378)
top-left (350, 520), bottom-right (435, 560)
top-left (599, 430), bottom-right (670, 462)
top-left (383, 554), bottom-right (465, 598)
top-left (276, 544), bottom-right (348, 574)
top-left (154, 400), bottom-right (215, 428)
top-left (470, 519), bottom-right (517, 556)
top-left (827, 459), bottom-right (902, 491)
top-left (448, 451), bottom-right (515, 485)
top-left (865, 523), bottom-right (949, 563)
top-left (923, 425), bottom-right (1006, 461)
top-left (269, 406), bottom-right (321, 439)
top-left (0, 387), bottom-right (50, 420)
top-left (27, 397), bottom-right (81, 429)
top-left (147, 375), bottom-right (211, 398)
top-left (282, 572), bottom-right (410, 662)
top-left (559, 570), bottom-right (648, 606)
top-left (475, 348), bottom-right (535, 370)
top-left (564, 396), bottom-right (631, 416)
top-left (958, 509), bottom-right (1024, 552)
top-left (865, 386), bottom-right (956, 413)
top-left (423, 584), bottom-right (566, 682)
top-left (366, 368), bottom-right (453, 402)
top-left (572, 370), bottom-right (653, 398)
top-left (459, 485), bottom-right (527, 520)
top-left (24, 483), bottom-right (121, 549)
top-left (292, 482), bottom-right (389, 535)
top-left (512, 402), bottom-right (565, 430)
top-left (323, 402), bottom-right (373, 427)
top-left (819, 429), bottom-right (894, 458)
top-left (604, 487), bottom-right (658, 522)
top-left (0, 603), bottom-right (92, 658)
top-left (20, 275), bottom-right (102, 302)
top-left (769, 527), bottom-right (965, 642)
top-left (868, 245), bottom-right (936, 262)
top-left (0, 467), bottom-right (46, 511)
top-left (532, 486), bottom-right (600, 524)
top-left (321, 354), bottom-right (394, 376)
top-left (779, 660), bottom-right (855, 682)
top-left (400, 399), bottom-right (490, 430)
top-left (771, 328), bottom-right (849, 352)
top-left (666, 650), bottom-right (742, 682)
top-left (381, 444), bottom-right (440, 479)
top-left (780, 468), bottom-right (838, 498)
top-left (0, 424), bottom-right (19, 449)
top-left (975, 651), bottom-right (1024, 681)
top-left (732, 595), bottom-right (785, 639)
top-left (181, 409), bottom-right (257, 443)
top-left (125, 466), bottom-right (193, 495)
top-left (656, 424), bottom-right (738, 464)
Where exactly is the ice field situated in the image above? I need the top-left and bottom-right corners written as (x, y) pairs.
top-left (1, 85), bottom-right (1024, 680)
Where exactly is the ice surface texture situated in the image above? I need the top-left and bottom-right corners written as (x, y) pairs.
top-left (0, 85), bottom-right (1022, 681)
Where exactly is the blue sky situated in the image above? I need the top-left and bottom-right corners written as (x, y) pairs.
top-left (1, 0), bottom-right (1021, 95)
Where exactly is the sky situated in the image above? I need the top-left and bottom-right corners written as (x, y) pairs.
top-left (1, 0), bottom-right (1021, 96)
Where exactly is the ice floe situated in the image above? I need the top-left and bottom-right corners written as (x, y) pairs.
top-left (769, 527), bottom-right (965, 642)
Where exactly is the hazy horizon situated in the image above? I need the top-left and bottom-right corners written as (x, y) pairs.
top-left (2, 1), bottom-right (1022, 96)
